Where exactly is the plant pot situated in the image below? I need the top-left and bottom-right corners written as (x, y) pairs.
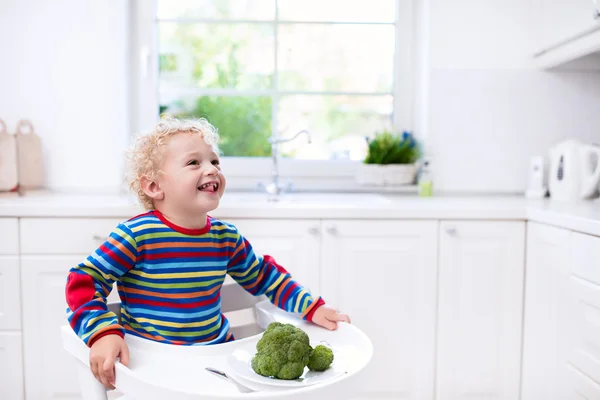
top-left (356, 163), bottom-right (416, 186)
top-left (383, 163), bottom-right (417, 185)
top-left (356, 164), bottom-right (386, 186)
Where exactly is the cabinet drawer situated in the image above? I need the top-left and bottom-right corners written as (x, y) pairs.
top-left (571, 232), bottom-right (600, 286)
top-left (0, 332), bottom-right (24, 400)
top-left (0, 257), bottom-right (21, 330)
top-left (0, 218), bottom-right (19, 254)
top-left (20, 218), bottom-right (125, 254)
top-left (569, 276), bottom-right (600, 385)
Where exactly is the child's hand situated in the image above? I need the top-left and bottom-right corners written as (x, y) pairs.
top-left (89, 334), bottom-right (130, 389)
top-left (312, 306), bottom-right (351, 330)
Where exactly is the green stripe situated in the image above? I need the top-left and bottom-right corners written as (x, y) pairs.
top-left (120, 275), bottom-right (224, 289)
top-left (114, 227), bottom-right (136, 249)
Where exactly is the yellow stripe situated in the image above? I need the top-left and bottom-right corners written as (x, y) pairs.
top-left (86, 313), bottom-right (113, 327)
top-left (80, 264), bottom-right (118, 285)
top-left (266, 275), bottom-right (285, 294)
top-left (82, 320), bottom-right (113, 340)
top-left (301, 295), bottom-right (310, 313)
top-left (114, 227), bottom-right (137, 249)
top-left (135, 314), bottom-right (218, 329)
top-left (128, 268), bottom-right (226, 280)
top-left (127, 320), bottom-right (220, 337)
top-left (228, 258), bottom-right (260, 279)
top-left (294, 289), bottom-right (309, 312)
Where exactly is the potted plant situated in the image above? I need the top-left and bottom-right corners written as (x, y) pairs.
top-left (357, 130), bottom-right (421, 186)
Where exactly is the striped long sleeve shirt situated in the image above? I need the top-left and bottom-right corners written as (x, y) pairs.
top-left (65, 210), bottom-right (324, 347)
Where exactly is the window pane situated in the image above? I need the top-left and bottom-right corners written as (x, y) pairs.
top-left (160, 96), bottom-right (272, 157)
top-left (157, 0), bottom-right (275, 20)
top-left (158, 23), bottom-right (274, 90)
top-left (278, 24), bottom-right (394, 92)
top-left (278, 0), bottom-right (395, 22)
top-left (277, 95), bottom-right (393, 161)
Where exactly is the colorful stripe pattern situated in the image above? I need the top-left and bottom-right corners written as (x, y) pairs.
top-left (65, 210), bottom-right (322, 346)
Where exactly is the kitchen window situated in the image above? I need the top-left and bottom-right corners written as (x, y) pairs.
top-left (132, 0), bottom-right (414, 191)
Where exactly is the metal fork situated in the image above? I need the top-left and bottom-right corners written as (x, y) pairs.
top-left (205, 367), bottom-right (256, 393)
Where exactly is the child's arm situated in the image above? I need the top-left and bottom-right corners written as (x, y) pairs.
top-left (65, 223), bottom-right (137, 347)
top-left (226, 231), bottom-right (325, 321)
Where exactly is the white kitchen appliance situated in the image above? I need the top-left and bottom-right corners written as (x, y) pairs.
top-left (548, 139), bottom-right (600, 201)
top-left (525, 156), bottom-right (548, 199)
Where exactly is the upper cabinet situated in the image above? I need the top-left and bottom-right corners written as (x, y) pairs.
top-left (533, 0), bottom-right (600, 69)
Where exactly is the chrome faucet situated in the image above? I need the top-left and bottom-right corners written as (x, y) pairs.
top-left (257, 129), bottom-right (312, 201)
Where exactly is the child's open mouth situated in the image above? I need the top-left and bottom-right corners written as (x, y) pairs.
top-left (197, 182), bottom-right (219, 192)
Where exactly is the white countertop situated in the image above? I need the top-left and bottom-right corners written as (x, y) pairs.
top-left (2, 190), bottom-right (600, 236)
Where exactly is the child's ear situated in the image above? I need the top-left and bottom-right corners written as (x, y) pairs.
top-left (140, 176), bottom-right (164, 201)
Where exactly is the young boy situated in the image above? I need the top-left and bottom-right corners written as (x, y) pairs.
top-left (65, 117), bottom-right (350, 389)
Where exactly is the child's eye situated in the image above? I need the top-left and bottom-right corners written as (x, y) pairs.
top-left (211, 159), bottom-right (220, 166)
top-left (187, 160), bottom-right (199, 166)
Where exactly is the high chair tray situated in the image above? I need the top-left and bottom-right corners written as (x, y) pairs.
top-left (61, 302), bottom-right (373, 400)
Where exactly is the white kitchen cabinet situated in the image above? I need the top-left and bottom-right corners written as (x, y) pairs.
top-left (534, 0), bottom-right (600, 53)
top-left (436, 221), bottom-right (525, 400)
top-left (0, 217), bottom-right (19, 254)
top-left (0, 256), bottom-right (21, 330)
top-left (568, 231), bottom-right (600, 387)
top-left (222, 219), bottom-right (321, 294)
top-left (521, 222), bottom-right (571, 400)
top-left (320, 220), bottom-right (439, 400)
top-left (0, 332), bottom-right (24, 400)
top-left (21, 255), bottom-right (87, 400)
top-left (533, 0), bottom-right (600, 68)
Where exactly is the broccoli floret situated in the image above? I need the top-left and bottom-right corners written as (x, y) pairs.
top-left (251, 322), bottom-right (313, 380)
top-left (307, 345), bottom-right (334, 371)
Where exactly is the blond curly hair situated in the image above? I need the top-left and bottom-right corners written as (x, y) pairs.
top-left (127, 116), bottom-right (220, 210)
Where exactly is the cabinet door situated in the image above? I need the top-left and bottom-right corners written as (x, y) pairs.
top-left (21, 255), bottom-right (86, 400)
top-left (437, 221), bottom-right (525, 400)
top-left (0, 218), bottom-right (19, 254)
top-left (0, 332), bottom-right (24, 400)
top-left (0, 256), bottom-right (21, 330)
top-left (222, 219), bottom-right (321, 294)
top-left (521, 222), bottom-right (571, 400)
top-left (534, 0), bottom-right (600, 54)
top-left (320, 220), bottom-right (438, 399)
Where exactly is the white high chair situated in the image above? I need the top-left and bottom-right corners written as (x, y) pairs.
top-left (61, 279), bottom-right (373, 400)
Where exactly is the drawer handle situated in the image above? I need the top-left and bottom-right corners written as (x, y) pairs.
top-left (92, 234), bottom-right (106, 242)
top-left (308, 226), bottom-right (320, 235)
top-left (326, 225), bottom-right (338, 235)
top-left (446, 227), bottom-right (458, 236)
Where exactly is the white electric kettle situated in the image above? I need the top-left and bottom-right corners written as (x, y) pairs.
top-left (548, 139), bottom-right (600, 201)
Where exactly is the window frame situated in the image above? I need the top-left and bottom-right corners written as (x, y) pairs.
top-left (129, 0), bottom-right (415, 191)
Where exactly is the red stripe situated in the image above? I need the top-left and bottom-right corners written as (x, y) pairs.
top-left (88, 329), bottom-right (124, 347)
top-left (99, 243), bottom-right (132, 270)
top-left (229, 250), bottom-right (246, 267)
top-left (264, 255), bottom-right (289, 275)
top-left (279, 281), bottom-right (298, 307)
top-left (126, 294), bottom-right (219, 309)
top-left (145, 251), bottom-right (225, 260)
top-left (304, 297), bottom-right (325, 322)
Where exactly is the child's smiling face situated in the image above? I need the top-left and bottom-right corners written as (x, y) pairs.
top-left (153, 132), bottom-right (226, 217)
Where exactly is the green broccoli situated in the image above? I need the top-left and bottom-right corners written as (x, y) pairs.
top-left (251, 322), bottom-right (313, 380)
top-left (307, 345), bottom-right (334, 371)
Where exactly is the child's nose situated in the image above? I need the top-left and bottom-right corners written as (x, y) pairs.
top-left (203, 163), bottom-right (219, 175)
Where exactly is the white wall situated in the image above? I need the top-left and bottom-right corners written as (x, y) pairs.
top-left (0, 0), bottom-right (130, 193)
top-left (416, 0), bottom-right (600, 194)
